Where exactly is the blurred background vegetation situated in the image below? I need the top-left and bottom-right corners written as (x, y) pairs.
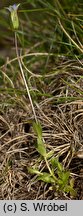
top-left (0, 0), bottom-right (83, 57)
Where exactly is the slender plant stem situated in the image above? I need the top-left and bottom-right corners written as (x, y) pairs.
top-left (15, 31), bottom-right (37, 122)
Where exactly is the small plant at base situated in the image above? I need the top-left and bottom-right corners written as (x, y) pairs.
top-left (28, 121), bottom-right (76, 197)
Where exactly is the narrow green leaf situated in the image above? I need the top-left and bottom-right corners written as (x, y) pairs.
top-left (28, 167), bottom-right (42, 175)
top-left (36, 137), bottom-right (46, 157)
top-left (70, 178), bottom-right (75, 188)
top-left (51, 157), bottom-right (63, 171)
top-left (58, 171), bottom-right (70, 187)
top-left (33, 122), bottom-right (42, 138)
top-left (57, 162), bottom-right (63, 172)
top-left (51, 157), bottom-right (58, 168)
top-left (64, 185), bottom-right (76, 197)
top-left (37, 172), bottom-right (55, 183)
top-left (61, 171), bottom-right (70, 183)
top-left (45, 150), bottom-right (54, 159)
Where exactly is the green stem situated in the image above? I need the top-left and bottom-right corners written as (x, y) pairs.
top-left (15, 31), bottom-right (37, 122)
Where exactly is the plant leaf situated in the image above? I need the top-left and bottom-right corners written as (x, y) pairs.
top-left (64, 185), bottom-right (76, 197)
top-left (33, 121), bottom-right (42, 138)
top-left (37, 172), bottom-right (55, 183)
top-left (36, 137), bottom-right (46, 157)
top-left (45, 150), bottom-right (54, 159)
top-left (28, 167), bottom-right (42, 175)
top-left (58, 171), bottom-right (70, 186)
